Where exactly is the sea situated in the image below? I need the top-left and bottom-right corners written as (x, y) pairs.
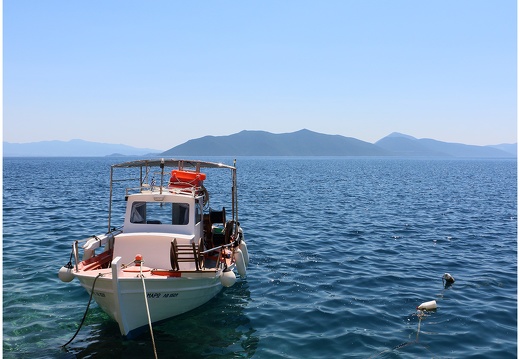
top-left (3, 156), bottom-right (517, 358)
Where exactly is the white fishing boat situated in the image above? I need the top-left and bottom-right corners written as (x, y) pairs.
top-left (58, 159), bottom-right (249, 338)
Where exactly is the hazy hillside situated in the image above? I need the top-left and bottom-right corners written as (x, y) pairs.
top-left (489, 143), bottom-right (517, 156)
top-left (162, 129), bottom-right (388, 156)
top-left (163, 130), bottom-right (515, 158)
top-left (3, 139), bottom-right (161, 157)
top-left (375, 132), bottom-right (515, 158)
top-left (3, 131), bottom-right (516, 157)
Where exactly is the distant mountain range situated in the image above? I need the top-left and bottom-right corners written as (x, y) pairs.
top-left (3, 139), bottom-right (161, 157)
top-left (162, 130), bottom-right (516, 158)
top-left (374, 132), bottom-right (517, 157)
top-left (162, 129), bottom-right (387, 156)
top-left (3, 130), bottom-right (517, 157)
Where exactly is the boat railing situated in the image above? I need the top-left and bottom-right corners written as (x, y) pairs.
top-left (200, 242), bottom-right (234, 255)
top-left (72, 226), bottom-right (123, 266)
top-left (123, 184), bottom-right (200, 197)
top-left (125, 184), bottom-right (158, 196)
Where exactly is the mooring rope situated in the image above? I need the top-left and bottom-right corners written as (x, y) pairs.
top-left (62, 273), bottom-right (102, 347)
top-left (369, 273), bottom-right (456, 357)
top-left (139, 261), bottom-right (158, 359)
top-left (369, 312), bottom-right (426, 358)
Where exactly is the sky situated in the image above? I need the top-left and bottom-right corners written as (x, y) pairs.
top-left (3, 0), bottom-right (517, 151)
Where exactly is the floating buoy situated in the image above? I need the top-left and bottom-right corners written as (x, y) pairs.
top-left (234, 248), bottom-right (247, 278)
top-left (220, 268), bottom-right (236, 287)
top-left (417, 300), bottom-right (437, 311)
top-left (443, 273), bottom-right (455, 286)
top-left (135, 254), bottom-right (143, 266)
top-left (58, 264), bottom-right (75, 282)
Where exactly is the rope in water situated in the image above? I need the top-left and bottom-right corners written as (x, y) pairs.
top-left (62, 273), bottom-right (102, 347)
top-left (369, 274), bottom-right (455, 357)
top-left (140, 260), bottom-right (158, 359)
top-left (369, 311), bottom-right (427, 358)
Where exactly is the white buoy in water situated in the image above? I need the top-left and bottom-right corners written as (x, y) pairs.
top-left (58, 265), bottom-right (75, 282)
top-left (234, 248), bottom-right (247, 278)
top-left (417, 300), bottom-right (437, 311)
top-left (220, 268), bottom-right (237, 287)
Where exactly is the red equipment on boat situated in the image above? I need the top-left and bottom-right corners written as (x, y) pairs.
top-left (169, 170), bottom-right (206, 187)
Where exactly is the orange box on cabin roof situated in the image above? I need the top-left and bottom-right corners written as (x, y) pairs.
top-left (169, 170), bottom-right (206, 186)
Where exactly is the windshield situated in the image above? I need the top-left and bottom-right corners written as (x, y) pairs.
top-left (130, 201), bottom-right (192, 225)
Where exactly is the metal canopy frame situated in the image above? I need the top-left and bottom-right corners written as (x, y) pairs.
top-left (111, 159), bottom-right (235, 170)
top-left (107, 158), bottom-right (238, 232)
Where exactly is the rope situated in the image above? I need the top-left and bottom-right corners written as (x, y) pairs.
top-left (369, 273), bottom-right (454, 357)
top-left (140, 261), bottom-right (158, 359)
top-left (416, 311), bottom-right (423, 342)
top-left (62, 273), bottom-right (102, 347)
top-left (369, 311), bottom-right (426, 358)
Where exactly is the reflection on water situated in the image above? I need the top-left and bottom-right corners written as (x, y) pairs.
top-left (63, 282), bottom-right (257, 359)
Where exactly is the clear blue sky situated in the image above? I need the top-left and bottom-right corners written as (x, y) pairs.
top-left (4, 0), bottom-right (517, 150)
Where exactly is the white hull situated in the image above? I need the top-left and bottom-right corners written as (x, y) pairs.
top-left (75, 261), bottom-right (227, 337)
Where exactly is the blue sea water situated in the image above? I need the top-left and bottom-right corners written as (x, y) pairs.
top-left (3, 156), bottom-right (517, 358)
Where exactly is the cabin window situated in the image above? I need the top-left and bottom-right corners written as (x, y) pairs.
top-left (129, 201), bottom-right (190, 225)
top-left (172, 203), bottom-right (190, 225)
top-left (130, 202), bottom-right (146, 223)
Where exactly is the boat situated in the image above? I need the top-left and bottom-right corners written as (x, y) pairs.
top-left (58, 159), bottom-right (249, 338)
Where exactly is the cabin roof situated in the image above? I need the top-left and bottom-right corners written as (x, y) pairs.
top-left (112, 159), bottom-right (235, 170)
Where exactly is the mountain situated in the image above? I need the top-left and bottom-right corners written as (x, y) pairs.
top-left (375, 132), bottom-right (515, 158)
top-left (489, 143), bottom-right (517, 156)
top-left (3, 139), bottom-right (162, 157)
top-left (162, 130), bottom-right (516, 158)
top-left (161, 129), bottom-right (388, 156)
top-left (4, 131), bottom-right (516, 157)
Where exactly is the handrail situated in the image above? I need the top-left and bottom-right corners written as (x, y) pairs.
top-left (200, 242), bottom-right (234, 255)
top-left (73, 241), bottom-right (79, 271)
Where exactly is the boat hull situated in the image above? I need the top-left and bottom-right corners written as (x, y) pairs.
top-left (76, 267), bottom-right (224, 337)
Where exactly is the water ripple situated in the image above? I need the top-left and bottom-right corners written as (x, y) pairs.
top-left (3, 157), bottom-right (517, 358)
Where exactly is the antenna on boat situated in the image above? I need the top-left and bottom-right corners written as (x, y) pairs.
top-left (108, 166), bottom-right (114, 232)
top-left (232, 159), bottom-right (238, 235)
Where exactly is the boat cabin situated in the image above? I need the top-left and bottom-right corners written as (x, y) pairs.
top-left (123, 193), bottom-right (205, 237)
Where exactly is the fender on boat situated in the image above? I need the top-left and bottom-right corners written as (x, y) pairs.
top-left (239, 240), bottom-right (249, 268)
top-left (221, 268), bottom-right (237, 287)
top-left (58, 264), bottom-right (75, 282)
top-left (234, 248), bottom-right (246, 278)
